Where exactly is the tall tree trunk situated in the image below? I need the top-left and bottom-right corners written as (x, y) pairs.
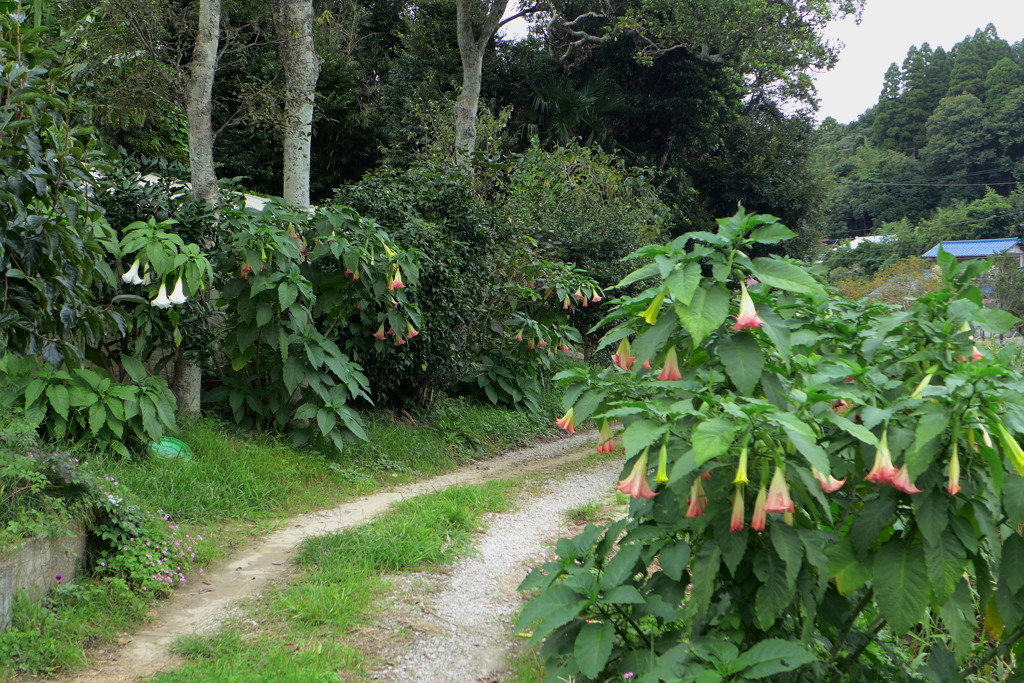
top-left (453, 0), bottom-right (509, 166)
top-left (176, 0), bottom-right (222, 416)
top-left (186, 0), bottom-right (221, 207)
top-left (272, 0), bottom-right (319, 209)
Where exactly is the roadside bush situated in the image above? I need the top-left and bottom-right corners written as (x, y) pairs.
top-left (522, 207), bottom-right (1024, 681)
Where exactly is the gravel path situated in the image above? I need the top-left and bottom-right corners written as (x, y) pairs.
top-left (372, 459), bottom-right (621, 682)
top-left (55, 431), bottom-right (610, 683)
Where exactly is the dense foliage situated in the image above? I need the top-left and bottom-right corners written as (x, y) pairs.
top-left (522, 208), bottom-right (1024, 681)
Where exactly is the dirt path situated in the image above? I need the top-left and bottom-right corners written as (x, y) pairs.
top-left (369, 460), bottom-right (620, 682)
top-left (58, 432), bottom-right (606, 683)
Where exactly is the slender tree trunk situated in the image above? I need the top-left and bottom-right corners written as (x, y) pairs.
top-left (186, 0), bottom-right (221, 207)
top-left (176, 0), bottom-right (222, 416)
top-left (453, 0), bottom-right (509, 166)
top-left (272, 0), bottom-right (319, 208)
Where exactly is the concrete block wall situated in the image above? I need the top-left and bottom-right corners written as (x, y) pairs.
top-left (0, 526), bottom-right (88, 631)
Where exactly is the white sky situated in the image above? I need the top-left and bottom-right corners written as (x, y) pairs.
top-left (815, 0), bottom-right (1024, 123)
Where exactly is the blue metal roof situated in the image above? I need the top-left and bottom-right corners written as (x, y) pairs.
top-left (921, 238), bottom-right (1022, 258)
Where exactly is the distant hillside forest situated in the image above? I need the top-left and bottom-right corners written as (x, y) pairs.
top-left (816, 23), bottom-right (1024, 284)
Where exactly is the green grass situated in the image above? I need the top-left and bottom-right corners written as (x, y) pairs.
top-left (152, 480), bottom-right (519, 681)
top-left (565, 499), bottom-right (606, 525)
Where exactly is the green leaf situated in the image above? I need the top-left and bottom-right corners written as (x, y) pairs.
top-left (282, 356), bottom-right (305, 396)
top-left (769, 524), bottom-right (803, 588)
top-left (665, 262), bottom-right (702, 306)
top-left (822, 412), bottom-right (878, 446)
top-left (754, 548), bottom-right (791, 630)
top-left (604, 585), bottom-right (645, 604)
top-left (873, 540), bottom-right (929, 633)
top-left (827, 536), bottom-right (871, 595)
top-left (750, 257), bottom-right (825, 297)
top-left (913, 488), bottom-right (949, 545)
top-left (120, 355), bottom-right (148, 384)
top-left (87, 403), bottom-right (107, 436)
top-left (691, 418), bottom-right (738, 465)
top-left (924, 529), bottom-right (966, 605)
top-left (659, 540), bottom-right (691, 582)
top-left (748, 222), bottom-right (797, 245)
top-left (622, 419), bottom-right (666, 458)
top-left (1003, 475), bottom-right (1024, 526)
top-left (850, 493), bottom-right (897, 554)
top-left (771, 412), bottom-right (830, 474)
top-left (1000, 533), bottom-right (1024, 595)
top-left (316, 409), bottom-right (338, 436)
top-left (675, 284), bottom-right (730, 346)
top-left (279, 282), bottom-right (298, 309)
top-left (717, 332), bottom-right (764, 395)
top-left (574, 621), bottom-right (615, 679)
top-left (733, 639), bottom-right (815, 678)
top-left (24, 378), bottom-right (45, 409)
top-left (45, 384), bottom-right (70, 420)
top-left (600, 543), bottom-right (642, 590)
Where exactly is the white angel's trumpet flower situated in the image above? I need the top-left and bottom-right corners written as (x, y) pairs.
top-left (168, 277), bottom-right (187, 305)
top-left (121, 259), bottom-right (144, 285)
top-left (151, 282), bottom-right (172, 309)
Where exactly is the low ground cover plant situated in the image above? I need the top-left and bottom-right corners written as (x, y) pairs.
top-left (522, 207), bottom-right (1024, 681)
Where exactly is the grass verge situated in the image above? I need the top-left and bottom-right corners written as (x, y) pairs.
top-left (151, 481), bottom-right (518, 681)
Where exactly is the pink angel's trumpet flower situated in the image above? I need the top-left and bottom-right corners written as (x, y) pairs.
top-left (617, 448), bottom-right (657, 499)
top-left (590, 291), bottom-right (602, 303)
top-left (657, 346), bottom-right (682, 381)
top-left (241, 263), bottom-right (254, 280)
top-left (734, 446), bottom-right (749, 485)
top-left (611, 338), bottom-right (636, 371)
top-left (538, 340), bottom-right (548, 348)
top-left (685, 477), bottom-right (708, 518)
top-left (639, 291), bottom-right (666, 325)
top-left (596, 421), bottom-right (617, 453)
top-left (555, 407), bottom-right (576, 434)
top-left (574, 288), bottom-right (585, 303)
top-left (514, 330), bottom-right (524, 342)
top-left (971, 346), bottom-right (984, 361)
top-left (393, 336), bottom-right (406, 346)
top-left (563, 295), bottom-right (572, 310)
top-left (168, 277), bottom-right (187, 305)
top-left (559, 344), bottom-right (571, 353)
top-left (151, 282), bottom-right (172, 309)
top-left (866, 430), bottom-right (899, 485)
top-left (388, 266), bottom-right (406, 291)
top-left (730, 282), bottom-right (764, 331)
top-left (372, 324), bottom-right (386, 341)
top-left (406, 322), bottom-right (419, 339)
top-left (812, 467), bottom-right (845, 493)
top-left (121, 259), bottom-right (144, 285)
top-left (764, 465), bottom-right (794, 514)
top-left (750, 485), bottom-right (767, 531)
top-left (947, 443), bottom-right (962, 496)
top-left (654, 441), bottom-right (670, 484)
top-left (892, 464), bottom-right (922, 494)
top-left (729, 486), bottom-right (745, 532)
top-left (641, 359), bottom-right (652, 370)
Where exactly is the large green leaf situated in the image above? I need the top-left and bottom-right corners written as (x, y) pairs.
top-left (754, 548), bottom-right (791, 630)
top-left (691, 418), bottom-right (738, 465)
top-left (733, 639), bottom-right (815, 679)
top-left (771, 412), bottom-right (830, 474)
top-left (675, 284), bottom-right (730, 346)
top-left (717, 332), bottom-right (764, 395)
top-left (622, 419), bottom-right (666, 457)
top-left (874, 540), bottom-right (929, 633)
top-left (750, 257), bottom-right (825, 297)
top-left (826, 536), bottom-right (870, 595)
top-left (574, 621), bottom-right (615, 679)
top-left (45, 384), bottom-right (69, 420)
top-left (600, 543), bottom-right (643, 590)
top-left (924, 529), bottom-right (965, 605)
top-left (665, 262), bottom-right (701, 306)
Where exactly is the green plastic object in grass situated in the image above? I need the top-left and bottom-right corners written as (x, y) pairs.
top-left (148, 437), bottom-right (192, 460)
